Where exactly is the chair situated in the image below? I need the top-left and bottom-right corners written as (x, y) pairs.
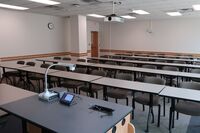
top-left (173, 60), bottom-right (186, 71)
top-left (162, 66), bottom-right (179, 86)
top-left (134, 76), bottom-right (165, 127)
top-left (174, 82), bottom-right (200, 125)
top-left (190, 68), bottom-right (200, 82)
top-left (1, 60), bottom-right (25, 85)
top-left (106, 73), bottom-right (133, 105)
top-left (60, 68), bottom-right (87, 93)
top-left (79, 70), bottom-right (106, 98)
top-left (28, 63), bottom-right (51, 92)
top-left (62, 57), bottom-right (71, 61)
top-left (77, 58), bottom-right (86, 62)
top-left (104, 61), bottom-right (118, 77)
top-left (54, 56), bottom-right (61, 60)
top-left (138, 65), bottom-right (157, 79)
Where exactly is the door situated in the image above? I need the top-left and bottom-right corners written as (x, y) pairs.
top-left (91, 31), bottom-right (99, 57)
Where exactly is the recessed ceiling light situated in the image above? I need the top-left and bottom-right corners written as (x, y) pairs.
top-left (28, 0), bottom-right (60, 5)
top-left (121, 15), bottom-right (136, 19)
top-left (132, 10), bottom-right (150, 15)
top-left (87, 14), bottom-right (105, 18)
top-left (166, 12), bottom-right (182, 16)
top-left (0, 3), bottom-right (29, 10)
top-left (193, 4), bottom-right (200, 11)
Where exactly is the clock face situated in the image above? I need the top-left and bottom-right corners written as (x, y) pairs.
top-left (48, 23), bottom-right (54, 30)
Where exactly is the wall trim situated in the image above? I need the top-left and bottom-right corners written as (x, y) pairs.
top-left (0, 51), bottom-right (88, 62)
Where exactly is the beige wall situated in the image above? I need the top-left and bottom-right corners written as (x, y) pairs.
top-left (0, 8), bottom-right (65, 57)
top-left (100, 18), bottom-right (200, 54)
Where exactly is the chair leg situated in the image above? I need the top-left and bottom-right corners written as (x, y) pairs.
top-left (115, 98), bottom-right (118, 103)
top-left (176, 112), bottom-right (179, 120)
top-left (126, 97), bottom-right (129, 106)
top-left (95, 92), bottom-right (98, 99)
top-left (132, 97), bottom-right (135, 119)
top-left (163, 97), bottom-right (166, 116)
top-left (150, 107), bottom-right (154, 123)
top-left (157, 105), bottom-right (161, 127)
top-left (143, 105), bottom-right (145, 111)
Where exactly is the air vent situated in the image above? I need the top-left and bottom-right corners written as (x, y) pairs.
top-left (44, 5), bottom-right (63, 10)
top-left (179, 8), bottom-right (194, 13)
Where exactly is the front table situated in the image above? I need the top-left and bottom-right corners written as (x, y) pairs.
top-left (0, 87), bottom-right (132, 133)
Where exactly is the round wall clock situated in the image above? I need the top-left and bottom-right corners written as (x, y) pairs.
top-left (48, 22), bottom-right (54, 30)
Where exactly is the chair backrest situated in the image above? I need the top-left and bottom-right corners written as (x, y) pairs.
top-left (115, 73), bottom-right (132, 81)
top-left (62, 57), bottom-right (71, 61)
top-left (155, 59), bottom-right (167, 63)
top-left (54, 65), bottom-right (67, 71)
top-left (74, 68), bottom-right (87, 74)
top-left (17, 60), bottom-right (25, 65)
top-left (162, 66), bottom-right (179, 71)
top-left (87, 60), bottom-right (98, 63)
top-left (142, 65), bottom-right (157, 69)
top-left (77, 58), bottom-right (86, 62)
top-left (191, 69), bottom-right (200, 74)
top-left (179, 82), bottom-right (200, 90)
top-left (144, 76), bottom-right (165, 85)
top-left (173, 60), bottom-right (186, 64)
top-left (121, 63), bottom-right (134, 67)
top-left (91, 70), bottom-right (106, 76)
top-left (100, 55), bottom-right (109, 58)
top-left (105, 61), bottom-right (117, 65)
top-left (40, 63), bottom-right (50, 68)
top-left (54, 57), bottom-right (61, 60)
top-left (112, 56), bottom-right (121, 59)
top-left (26, 62), bottom-right (35, 66)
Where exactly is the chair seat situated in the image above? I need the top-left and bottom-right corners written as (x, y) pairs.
top-left (79, 84), bottom-right (103, 92)
top-left (106, 89), bottom-right (131, 99)
top-left (134, 93), bottom-right (159, 106)
top-left (175, 101), bottom-right (200, 116)
top-left (61, 80), bottom-right (84, 88)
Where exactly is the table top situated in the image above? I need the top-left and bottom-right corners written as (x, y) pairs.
top-left (0, 84), bottom-right (36, 105)
top-left (91, 77), bottom-right (165, 94)
top-left (107, 54), bottom-right (199, 63)
top-left (88, 57), bottom-right (200, 69)
top-left (0, 91), bottom-right (132, 133)
top-left (49, 71), bottom-right (102, 82)
top-left (159, 86), bottom-right (200, 102)
top-left (0, 61), bottom-right (27, 69)
top-left (17, 66), bottom-right (58, 74)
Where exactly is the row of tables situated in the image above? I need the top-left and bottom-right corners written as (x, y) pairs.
top-left (1, 59), bottom-right (200, 132)
top-left (105, 54), bottom-right (200, 64)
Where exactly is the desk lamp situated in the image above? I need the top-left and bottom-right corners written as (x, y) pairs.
top-left (39, 63), bottom-right (76, 102)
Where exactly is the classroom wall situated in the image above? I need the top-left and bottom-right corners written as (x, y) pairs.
top-left (0, 8), bottom-right (65, 57)
top-left (100, 18), bottom-right (200, 54)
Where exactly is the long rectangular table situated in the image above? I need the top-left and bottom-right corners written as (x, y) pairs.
top-left (0, 86), bottom-right (132, 133)
top-left (159, 86), bottom-right (200, 132)
top-left (91, 77), bottom-right (165, 132)
top-left (88, 57), bottom-right (200, 70)
top-left (106, 54), bottom-right (200, 63)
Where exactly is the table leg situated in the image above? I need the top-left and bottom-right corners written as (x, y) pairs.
top-left (169, 98), bottom-right (175, 132)
top-left (89, 83), bottom-right (94, 98)
top-left (22, 119), bottom-right (27, 133)
top-left (145, 94), bottom-right (153, 132)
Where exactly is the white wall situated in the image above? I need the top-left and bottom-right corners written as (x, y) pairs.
top-left (0, 8), bottom-right (65, 57)
top-left (100, 18), bottom-right (200, 54)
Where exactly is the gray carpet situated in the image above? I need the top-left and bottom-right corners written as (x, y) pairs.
top-left (187, 116), bottom-right (200, 133)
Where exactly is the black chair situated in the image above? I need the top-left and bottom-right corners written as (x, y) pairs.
top-left (54, 57), bottom-right (61, 60)
top-left (60, 68), bottom-right (87, 93)
top-left (134, 76), bottom-right (165, 127)
top-left (77, 58), bottom-right (86, 62)
top-left (1, 60), bottom-right (25, 85)
top-left (190, 68), bottom-right (200, 82)
top-left (79, 70), bottom-right (106, 98)
top-left (62, 57), bottom-right (71, 61)
top-left (106, 73), bottom-right (133, 106)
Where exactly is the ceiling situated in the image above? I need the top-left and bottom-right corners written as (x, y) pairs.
top-left (0, 0), bottom-right (200, 20)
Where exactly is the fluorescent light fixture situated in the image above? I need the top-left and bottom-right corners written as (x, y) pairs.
top-left (0, 3), bottom-right (29, 10)
top-left (87, 14), bottom-right (105, 18)
top-left (28, 0), bottom-right (60, 5)
top-left (166, 12), bottom-right (182, 16)
top-left (193, 4), bottom-right (200, 11)
top-left (132, 10), bottom-right (150, 15)
top-left (121, 15), bottom-right (136, 19)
